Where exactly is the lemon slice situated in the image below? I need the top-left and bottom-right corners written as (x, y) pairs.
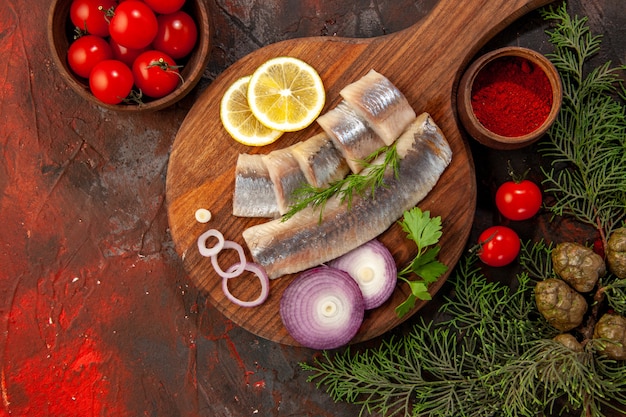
top-left (247, 57), bottom-right (325, 132)
top-left (220, 75), bottom-right (284, 146)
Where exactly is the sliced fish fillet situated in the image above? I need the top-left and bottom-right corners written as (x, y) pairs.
top-left (317, 100), bottom-right (386, 174)
top-left (232, 153), bottom-right (280, 218)
top-left (290, 132), bottom-right (350, 188)
top-left (340, 69), bottom-right (416, 145)
top-left (242, 112), bottom-right (452, 279)
top-left (233, 134), bottom-right (348, 218)
top-left (262, 147), bottom-right (309, 215)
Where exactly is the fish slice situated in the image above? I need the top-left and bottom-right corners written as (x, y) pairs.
top-left (166, 0), bottom-right (554, 346)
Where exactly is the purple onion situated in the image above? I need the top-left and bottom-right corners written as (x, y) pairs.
top-left (280, 266), bottom-right (365, 350)
top-left (329, 239), bottom-right (397, 310)
top-left (222, 262), bottom-right (270, 307)
top-left (210, 240), bottom-right (246, 278)
top-left (197, 229), bottom-right (225, 258)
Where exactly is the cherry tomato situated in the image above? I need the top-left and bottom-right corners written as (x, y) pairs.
top-left (70, 0), bottom-right (116, 37)
top-left (109, 38), bottom-right (147, 67)
top-left (132, 50), bottom-right (181, 98)
top-left (89, 60), bottom-right (134, 105)
top-left (67, 35), bottom-right (113, 79)
top-left (143, 0), bottom-right (186, 14)
top-left (109, 1), bottom-right (158, 50)
top-left (477, 226), bottom-right (521, 267)
top-left (152, 11), bottom-right (198, 60)
top-left (495, 179), bottom-right (542, 221)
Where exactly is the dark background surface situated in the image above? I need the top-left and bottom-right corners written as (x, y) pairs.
top-left (0, 0), bottom-right (624, 416)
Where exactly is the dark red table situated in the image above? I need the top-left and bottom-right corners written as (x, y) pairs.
top-left (0, 1), bottom-right (624, 416)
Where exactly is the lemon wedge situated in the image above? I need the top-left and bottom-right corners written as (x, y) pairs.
top-left (220, 75), bottom-right (284, 146)
top-left (247, 57), bottom-right (325, 132)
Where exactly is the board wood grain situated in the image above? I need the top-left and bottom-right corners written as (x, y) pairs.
top-left (166, 0), bottom-right (555, 346)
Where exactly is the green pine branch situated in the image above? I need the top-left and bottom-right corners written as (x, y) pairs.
top-left (301, 248), bottom-right (626, 417)
top-left (539, 4), bottom-right (626, 244)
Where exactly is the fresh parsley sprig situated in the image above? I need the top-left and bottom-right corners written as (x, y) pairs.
top-left (395, 207), bottom-right (448, 318)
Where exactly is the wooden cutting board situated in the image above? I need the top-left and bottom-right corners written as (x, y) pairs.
top-left (166, 0), bottom-right (554, 346)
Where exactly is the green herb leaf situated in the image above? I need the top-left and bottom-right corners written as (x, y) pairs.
top-left (412, 254), bottom-right (447, 283)
top-left (410, 245), bottom-right (440, 268)
top-left (396, 207), bottom-right (447, 318)
top-left (398, 208), bottom-right (442, 250)
top-left (394, 294), bottom-right (416, 318)
top-left (407, 281), bottom-right (430, 298)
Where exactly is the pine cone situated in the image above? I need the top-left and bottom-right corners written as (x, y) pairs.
top-left (606, 227), bottom-right (626, 279)
top-left (593, 313), bottom-right (626, 360)
top-left (535, 278), bottom-right (587, 331)
top-left (551, 242), bottom-right (605, 292)
top-left (553, 333), bottom-right (583, 352)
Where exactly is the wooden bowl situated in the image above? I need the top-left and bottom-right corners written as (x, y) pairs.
top-left (457, 47), bottom-right (562, 150)
top-left (47, 0), bottom-right (211, 112)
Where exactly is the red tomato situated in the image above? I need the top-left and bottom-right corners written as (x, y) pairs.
top-left (152, 11), bottom-right (198, 60)
top-left (495, 179), bottom-right (542, 221)
top-left (143, 0), bottom-right (186, 14)
top-left (89, 60), bottom-right (134, 105)
top-left (109, 1), bottom-right (158, 50)
top-left (477, 226), bottom-right (521, 267)
top-left (109, 38), bottom-right (147, 67)
top-left (70, 0), bottom-right (116, 37)
top-left (67, 35), bottom-right (113, 79)
top-left (132, 50), bottom-right (181, 98)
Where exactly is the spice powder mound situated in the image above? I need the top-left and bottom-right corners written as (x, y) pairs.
top-left (471, 56), bottom-right (553, 137)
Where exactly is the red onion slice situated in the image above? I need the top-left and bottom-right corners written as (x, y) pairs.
top-left (211, 240), bottom-right (246, 278)
top-left (222, 262), bottom-right (270, 307)
top-left (197, 229), bottom-right (270, 307)
top-left (280, 266), bottom-right (365, 350)
top-left (197, 229), bottom-right (225, 258)
top-left (329, 239), bottom-right (397, 310)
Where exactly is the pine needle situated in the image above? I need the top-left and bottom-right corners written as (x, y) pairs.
top-left (301, 248), bottom-right (626, 417)
top-left (539, 3), bottom-right (626, 244)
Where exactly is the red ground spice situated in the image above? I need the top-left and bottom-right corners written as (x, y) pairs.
top-left (471, 56), bottom-right (553, 137)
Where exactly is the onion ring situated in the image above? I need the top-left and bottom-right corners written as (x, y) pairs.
top-left (221, 262), bottom-right (270, 308)
top-left (197, 229), bottom-right (270, 307)
top-left (197, 229), bottom-right (225, 258)
top-left (211, 240), bottom-right (246, 278)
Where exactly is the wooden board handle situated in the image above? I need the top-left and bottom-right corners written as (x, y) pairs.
top-left (326, 0), bottom-right (557, 132)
